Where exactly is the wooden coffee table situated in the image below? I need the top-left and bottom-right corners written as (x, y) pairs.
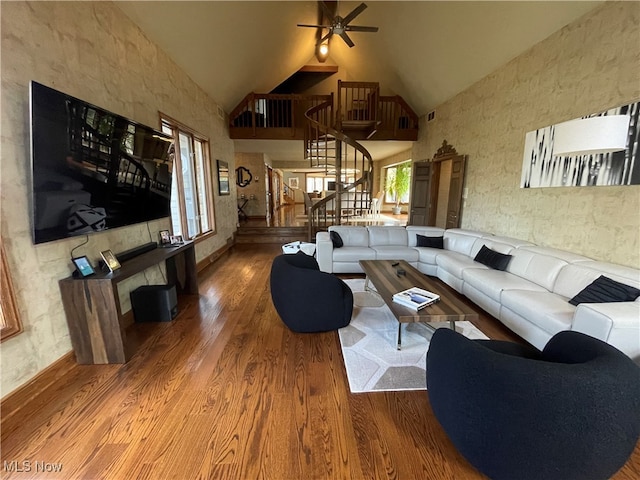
top-left (359, 259), bottom-right (480, 349)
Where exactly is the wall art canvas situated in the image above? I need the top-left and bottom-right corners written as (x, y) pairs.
top-left (521, 101), bottom-right (639, 188)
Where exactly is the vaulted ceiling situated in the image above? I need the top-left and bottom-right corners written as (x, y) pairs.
top-left (117, 1), bottom-right (601, 162)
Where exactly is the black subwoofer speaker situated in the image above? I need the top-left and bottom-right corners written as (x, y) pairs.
top-left (130, 284), bottom-right (178, 322)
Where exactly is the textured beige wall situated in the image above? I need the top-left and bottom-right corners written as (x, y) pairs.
top-left (234, 152), bottom-right (270, 217)
top-left (413, 2), bottom-right (640, 268)
top-left (0, 1), bottom-right (236, 396)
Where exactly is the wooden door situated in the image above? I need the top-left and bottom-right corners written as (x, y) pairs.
top-left (445, 155), bottom-right (465, 228)
top-left (428, 161), bottom-right (441, 226)
top-left (266, 166), bottom-right (274, 223)
top-left (408, 163), bottom-right (431, 225)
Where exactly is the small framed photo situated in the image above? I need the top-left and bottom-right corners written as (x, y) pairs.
top-left (159, 229), bottom-right (171, 245)
top-left (100, 249), bottom-right (121, 272)
top-left (217, 160), bottom-right (230, 195)
top-left (72, 256), bottom-right (96, 277)
top-left (170, 235), bottom-right (184, 245)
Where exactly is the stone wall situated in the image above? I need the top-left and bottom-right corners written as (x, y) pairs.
top-left (0, 2), bottom-right (235, 396)
top-left (413, 2), bottom-right (640, 268)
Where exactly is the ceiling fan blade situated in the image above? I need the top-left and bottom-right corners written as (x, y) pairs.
top-left (339, 31), bottom-right (355, 48)
top-left (345, 25), bottom-right (378, 33)
top-left (342, 3), bottom-right (368, 25)
top-left (297, 23), bottom-right (332, 28)
top-left (319, 1), bottom-right (335, 23)
top-left (319, 29), bottom-right (334, 44)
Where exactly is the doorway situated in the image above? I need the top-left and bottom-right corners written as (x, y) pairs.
top-left (409, 140), bottom-right (466, 228)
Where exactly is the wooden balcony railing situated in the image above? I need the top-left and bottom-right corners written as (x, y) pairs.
top-left (228, 93), bottom-right (332, 140)
top-left (377, 95), bottom-right (420, 140)
top-left (336, 80), bottom-right (380, 134)
top-left (228, 84), bottom-right (419, 142)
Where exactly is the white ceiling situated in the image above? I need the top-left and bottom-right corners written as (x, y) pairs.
top-left (117, 1), bottom-right (601, 163)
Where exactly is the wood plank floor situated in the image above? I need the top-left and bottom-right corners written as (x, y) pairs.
top-left (2, 243), bottom-right (639, 479)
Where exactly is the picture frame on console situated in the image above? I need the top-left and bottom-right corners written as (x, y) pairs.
top-left (159, 229), bottom-right (171, 245)
top-left (100, 249), bottom-right (121, 273)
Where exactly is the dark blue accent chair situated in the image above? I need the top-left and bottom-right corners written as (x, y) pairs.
top-left (427, 328), bottom-right (640, 480)
top-left (270, 252), bottom-right (353, 333)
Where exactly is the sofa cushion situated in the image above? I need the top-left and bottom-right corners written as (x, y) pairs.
top-left (330, 231), bottom-right (343, 248)
top-left (415, 247), bottom-right (442, 265)
top-left (437, 250), bottom-right (488, 279)
top-left (328, 226), bottom-right (369, 247)
top-left (554, 261), bottom-right (640, 299)
top-left (367, 226), bottom-right (408, 247)
top-left (332, 246), bottom-right (376, 263)
top-left (507, 249), bottom-right (568, 292)
top-left (501, 290), bottom-right (575, 335)
top-left (517, 245), bottom-right (592, 264)
top-left (443, 229), bottom-right (488, 256)
top-left (416, 234), bottom-right (444, 249)
top-left (468, 236), bottom-right (530, 259)
top-left (371, 246), bottom-right (419, 262)
top-left (463, 268), bottom-right (547, 302)
top-left (474, 245), bottom-right (512, 271)
top-left (569, 275), bottom-right (640, 306)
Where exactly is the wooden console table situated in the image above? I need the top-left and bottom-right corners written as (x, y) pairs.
top-left (59, 242), bottom-right (198, 364)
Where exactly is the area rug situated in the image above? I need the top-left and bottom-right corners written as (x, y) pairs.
top-left (339, 279), bottom-right (488, 393)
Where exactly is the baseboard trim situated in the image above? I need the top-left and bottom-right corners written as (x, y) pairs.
top-left (1, 350), bottom-right (76, 422)
top-left (196, 240), bottom-right (234, 273)
top-left (1, 243), bottom-right (234, 419)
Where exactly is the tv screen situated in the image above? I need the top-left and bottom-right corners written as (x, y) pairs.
top-left (30, 81), bottom-right (174, 244)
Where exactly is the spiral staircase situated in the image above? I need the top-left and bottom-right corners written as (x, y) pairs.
top-left (303, 83), bottom-right (376, 241)
top-left (230, 80), bottom-right (419, 242)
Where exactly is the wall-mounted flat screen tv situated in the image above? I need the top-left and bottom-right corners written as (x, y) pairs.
top-left (30, 81), bottom-right (174, 244)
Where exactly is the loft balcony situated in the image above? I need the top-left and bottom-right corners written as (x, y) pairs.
top-left (229, 83), bottom-right (419, 142)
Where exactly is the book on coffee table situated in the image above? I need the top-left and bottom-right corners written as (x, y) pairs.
top-left (392, 287), bottom-right (440, 311)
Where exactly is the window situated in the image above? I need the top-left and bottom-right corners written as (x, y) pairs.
top-left (384, 161), bottom-right (412, 204)
top-left (161, 115), bottom-right (215, 239)
top-left (306, 176), bottom-right (327, 192)
top-left (305, 175), bottom-right (356, 193)
top-left (1, 241), bottom-right (22, 342)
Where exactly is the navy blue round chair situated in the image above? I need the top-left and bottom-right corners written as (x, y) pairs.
top-left (427, 328), bottom-right (640, 480)
top-left (270, 252), bottom-right (353, 333)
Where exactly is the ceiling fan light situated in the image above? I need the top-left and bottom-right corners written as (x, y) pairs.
top-left (316, 42), bottom-right (329, 63)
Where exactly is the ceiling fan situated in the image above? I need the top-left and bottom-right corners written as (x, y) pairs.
top-left (297, 2), bottom-right (379, 48)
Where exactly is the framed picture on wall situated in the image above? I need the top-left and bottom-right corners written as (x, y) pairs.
top-left (289, 177), bottom-right (299, 189)
top-left (217, 160), bottom-right (230, 195)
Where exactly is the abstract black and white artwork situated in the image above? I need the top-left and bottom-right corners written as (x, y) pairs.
top-left (521, 101), bottom-right (640, 188)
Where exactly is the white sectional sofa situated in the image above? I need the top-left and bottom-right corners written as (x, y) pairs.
top-left (316, 226), bottom-right (640, 362)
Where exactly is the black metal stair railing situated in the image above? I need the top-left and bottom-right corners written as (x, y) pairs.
top-left (304, 100), bottom-right (373, 241)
